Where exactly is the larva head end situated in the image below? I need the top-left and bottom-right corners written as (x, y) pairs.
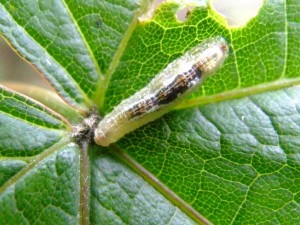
top-left (94, 129), bottom-right (111, 147)
top-left (195, 36), bottom-right (229, 77)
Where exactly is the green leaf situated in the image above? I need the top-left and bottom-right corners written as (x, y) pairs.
top-left (3, 83), bottom-right (83, 124)
top-left (0, 85), bottom-right (80, 224)
top-left (0, 144), bottom-right (81, 225)
top-left (90, 147), bottom-right (198, 225)
top-left (0, 85), bottom-right (69, 156)
top-left (103, 0), bottom-right (300, 113)
top-left (0, 0), bottom-right (143, 110)
top-left (1, 0), bottom-right (300, 224)
top-left (0, 160), bottom-right (26, 186)
top-left (119, 85), bottom-right (300, 224)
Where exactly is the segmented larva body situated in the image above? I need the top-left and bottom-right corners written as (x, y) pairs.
top-left (94, 36), bottom-right (229, 146)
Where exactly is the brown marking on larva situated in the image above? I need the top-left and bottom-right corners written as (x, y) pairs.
top-left (221, 43), bottom-right (228, 53)
top-left (128, 97), bottom-right (157, 118)
top-left (128, 101), bottom-right (147, 117)
top-left (196, 57), bottom-right (211, 71)
top-left (156, 65), bottom-right (202, 105)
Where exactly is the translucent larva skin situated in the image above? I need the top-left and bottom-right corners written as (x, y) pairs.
top-left (95, 36), bottom-right (229, 146)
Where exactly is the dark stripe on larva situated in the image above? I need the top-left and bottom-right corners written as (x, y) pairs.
top-left (156, 65), bottom-right (201, 105)
top-left (128, 96), bottom-right (157, 118)
top-left (128, 65), bottom-right (202, 118)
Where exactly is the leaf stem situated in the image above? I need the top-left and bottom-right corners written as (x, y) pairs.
top-left (80, 140), bottom-right (90, 225)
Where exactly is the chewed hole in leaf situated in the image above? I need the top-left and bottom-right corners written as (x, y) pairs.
top-left (212, 0), bottom-right (263, 27)
top-left (139, 0), bottom-right (206, 22)
top-left (176, 6), bottom-right (196, 22)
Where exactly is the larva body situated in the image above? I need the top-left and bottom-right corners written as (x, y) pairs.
top-left (95, 36), bottom-right (229, 146)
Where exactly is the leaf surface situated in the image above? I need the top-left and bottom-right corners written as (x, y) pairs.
top-left (90, 148), bottom-right (198, 225)
top-left (0, 0), bottom-right (300, 224)
top-left (0, 145), bottom-right (81, 225)
top-left (119, 86), bottom-right (300, 224)
top-left (0, 0), bottom-right (147, 110)
top-left (0, 85), bottom-right (69, 157)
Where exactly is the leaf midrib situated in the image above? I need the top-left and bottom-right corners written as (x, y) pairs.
top-left (175, 77), bottom-right (300, 110)
top-left (94, 0), bottom-right (151, 110)
top-left (0, 139), bottom-right (71, 195)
